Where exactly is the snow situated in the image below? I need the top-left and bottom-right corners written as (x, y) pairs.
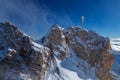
top-left (74, 26), bottom-right (89, 32)
top-left (57, 59), bottom-right (82, 80)
top-left (110, 38), bottom-right (120, 52)
top-left (20, 73), bottom-right (32, 80)
top-left (45, 48), bottom-right (98, 80)
top-left (23, 33), bottom-right (28, 37)
top-left (32, 41), bottom-right (43, 48)
top-left (45, 57), bottom-right (81, 80)
top-left (60, 48), bottom-right (98, 80)
top-left (32, 41), bottom-right (45, 52)
top-left (61, 34), bottom-right (65, 39)
top-left (32, 46), bottom-right (40, 52)
top-left (8, 48), bottom-right (16, 53)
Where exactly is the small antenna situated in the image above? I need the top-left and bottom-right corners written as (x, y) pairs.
top-left (82, 16), bottom-right (84, 28)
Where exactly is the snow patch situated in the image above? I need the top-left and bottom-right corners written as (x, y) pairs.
top-left (45, 47), bottom-right (98, 80)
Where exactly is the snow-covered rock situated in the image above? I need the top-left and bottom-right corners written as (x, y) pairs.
top-left (0, 22), bottom-right (49, 80)
top-left (0, 22), bottom-right (114, 80)
top-left (44, 25), bottom-right (114, 80)
top-left (44, 25), bottom-right (68, 60)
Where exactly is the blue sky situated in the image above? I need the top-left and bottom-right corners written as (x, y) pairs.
top-left (0, 0), bottom-right (120, 39)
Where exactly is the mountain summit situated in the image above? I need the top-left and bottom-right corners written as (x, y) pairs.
top-left (0, 22), bottom-right (114, 80)
top-left (44, 25), bottom-right (114, 80)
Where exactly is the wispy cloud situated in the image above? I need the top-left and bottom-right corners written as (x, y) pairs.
top-left (0, 0), bottom-right (73, 39)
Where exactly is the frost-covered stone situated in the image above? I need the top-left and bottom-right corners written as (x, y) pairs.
top-left (44, 25), bottom-right (114, 80)
top-left (0, 22), bottom-right (49, 80)
top-left (44, 25), bottom-right (68, 60)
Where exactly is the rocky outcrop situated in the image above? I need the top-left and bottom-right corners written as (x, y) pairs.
top-left (45, 25), bottom-right (114, 80)
top-left (66, 27), bottom-right (114, 80)
top-left (0, 22), bottom-right (49, 80)
top-left (44, 25), bottom-right (68, 60)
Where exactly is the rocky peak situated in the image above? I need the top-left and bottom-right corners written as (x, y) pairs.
top-left (44, 25), bottom-right (114, 80)
top-left (44, 25), bottom-right (68, 60)
top-left (45, 24), bottom-right (65, 45)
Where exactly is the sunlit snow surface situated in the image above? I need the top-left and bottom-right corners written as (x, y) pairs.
top-left (45, 48), bottom-right (98, 80)
top-left (110, 38), bottom-right (120, 52)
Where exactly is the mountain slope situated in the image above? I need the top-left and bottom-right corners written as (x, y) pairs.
top-left (45, 48), bottom-right (98, 80)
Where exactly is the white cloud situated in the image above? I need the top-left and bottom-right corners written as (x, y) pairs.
top-left (0, 0), bottom-right (73, 39)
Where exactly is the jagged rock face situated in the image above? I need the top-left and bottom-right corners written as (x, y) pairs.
top-left (0, 22), bottom-right (49, 80)
top-left (66, 27), bottom-right (114, 80)
top-left (45, 25), bottom-right (114, 80)
top-left (45, 25), bottom-right (68, 60)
